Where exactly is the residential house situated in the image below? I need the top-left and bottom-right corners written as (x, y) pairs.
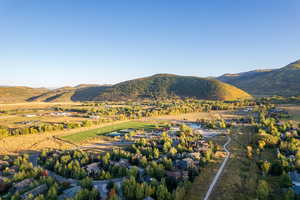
top-left (86, 162), bottom-right (100, 175)
top-left (21, 184), bottom-right (48, 199)
top-left (13, 178), bottom-right (33, 191)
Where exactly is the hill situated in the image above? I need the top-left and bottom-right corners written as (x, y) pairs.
top-left (0, 86), bottom-right (48, 103)
top-left (93, 74), bottom-right (252, 101)
top-left (28, 85), bottom-right (110, 102)
top-left (217, 59), bottom-right (300, 96)
top-left (0, 75), bottom-right (252, 103)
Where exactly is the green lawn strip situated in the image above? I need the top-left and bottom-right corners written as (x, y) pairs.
top-left (60, 121), bottom-right (158, 143)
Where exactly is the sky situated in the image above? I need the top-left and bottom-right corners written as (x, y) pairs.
top-left (0, 0), bottom-right (300, 88)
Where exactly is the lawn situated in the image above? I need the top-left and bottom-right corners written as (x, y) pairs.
top-left (60, 121), bottom-right (158, 143)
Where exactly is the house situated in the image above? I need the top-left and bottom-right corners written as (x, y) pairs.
top-left (187, 152), bottom-right (201, 160)
top-left (0, 160), bottom-right (9, 169)
top-left (86, 162), bottom-right (100, 175)
top-left (13, 178), bottom-right (33, 191)
top-left (112, 159), bottom-right (130, 168)
top-left (107, 132), bottom-right (122, 137)
top-left (119, 129), bottom-right (135, 134)
top-left (21, 184), bottom-right (48, 199)
top-left (58, 186), bottom-right (81, 200)
top-left (89, 115), bottom-right (100, 119)
top-left (166, 170), bottom-right (189, 181)
top-left (93, 178), bottom-right (124, 199)
top-left (175, 158), bottom-right (195, 170)
top-left (289, 171), bottom-right (300, 195)
top-left (24, 114), bottom-right (36, 118)
top-left (50, 112), bottom-right (71, 117)
top-left (47, 170), bottom-right (76, 185)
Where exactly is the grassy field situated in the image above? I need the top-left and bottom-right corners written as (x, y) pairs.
top-left (60, 121), bottom-right (158, 143)
top-left (210, 126), bottom-right (259, 200)
top-left (280, 104), bottom-right (300, 122)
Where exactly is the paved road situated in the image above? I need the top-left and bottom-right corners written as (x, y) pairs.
top-left (203, 136), bottom-right (231, 200)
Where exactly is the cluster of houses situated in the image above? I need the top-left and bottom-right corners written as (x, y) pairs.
top-left (0, 158), bottom-right (48, 199)
top-left (0, 122), bottom-right (214, 199)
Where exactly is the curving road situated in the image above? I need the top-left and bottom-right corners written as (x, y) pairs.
top-left (203, 136), bottom-right (231, 200)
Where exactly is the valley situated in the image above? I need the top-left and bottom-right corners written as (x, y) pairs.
top-left (0, 96), bottom-right (299, 200)
top-left (0, 60), bottom-right (300, 200)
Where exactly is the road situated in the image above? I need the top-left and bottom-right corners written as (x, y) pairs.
top-left (203, 136), bottom-right (231, 200)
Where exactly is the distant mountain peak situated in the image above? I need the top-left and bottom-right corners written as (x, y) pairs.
top-left (284, 59), bottom-right (300, 69)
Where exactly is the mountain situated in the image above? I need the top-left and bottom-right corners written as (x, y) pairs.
top-left (217, 59), bottom-right (300, 96)
top-left (0, 74), bottom-right (251, 103)
top-left (93, 74), bottom-right (252, 101)
top-left (0, 86), bottom-right (49, 103)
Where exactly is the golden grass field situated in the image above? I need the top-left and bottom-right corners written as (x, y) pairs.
top-left (0, 102), bottom-right (80, 110)
top-left (279, 104), bottom-right (300, 122)
top-left (0, 120), bottom-right (130, 155)
top-left (210, 127), bottom-right (259, 200)
top-left (153, 110), bottom-right (239, 121)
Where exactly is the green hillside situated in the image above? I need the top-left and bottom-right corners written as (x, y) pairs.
top-left (0, 86), bottom-right (48, 103)
top-left (1, 74), bottom-right (252, 103)
top-left (93, 74), bottom-right (252, 101)
top-left (217, 59), bottom-right (300, 96)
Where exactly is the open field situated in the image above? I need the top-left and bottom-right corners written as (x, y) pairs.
top-left (153, 110), bottom-right (240, 121)
top-left (0, 120), bottom-right (130, 155)
top-left (279, 104), bottom-right (300, 122)
top-left (210, 126), bottom-right (259, 200)
top-left (60, 121), bottom-right (159, 143)
top-left (0, 102), bottom-right (80, 110)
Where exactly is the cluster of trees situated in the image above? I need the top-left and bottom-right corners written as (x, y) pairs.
top-left (121, 176), bottom-right (191, 200)
top-left (0, 155), bottom-right (68, 200)
top-left (0, 119), bottom-right (103, 139)
top-left (247, 106), bottom-right (300, 199)
top-left (39, 150), bottom-right (90, 179)
top-left (197, 119), bottom-right (228, 129)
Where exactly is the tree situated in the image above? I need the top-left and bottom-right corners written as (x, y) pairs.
top-left (256, 180), bottom-right (269, 200)
top-left (80, 177), bottom-right (93, 190)
top-left (258, 140), bottom-right (266, 150)
top-left (34, 195), bottom-right (46, 200)
top-left (47, 184), bottom-right (58, 200)
top-left (280, 173), bottom-right (292, 188)
top-left (261, 161), bottom-right (271, 176)
top-left (247, 146), bottom-right (253, 158)
top-left (107, 188), bottom-right (119, 200)
top-left (296, 159), bottom-right (300, 172)
top-left (156, 183), bottom-right (171, 200)
top-left (283, 189), bottom-right (295, 200)
top-left (169, 147), bottom-right (177, 156)
top-left (153, 148), bottom-right (160, 159)
top-left (173, 186), bottom-right (186, 200)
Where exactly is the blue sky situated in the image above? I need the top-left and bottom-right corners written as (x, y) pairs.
top-left (0, 0), bottom-right (299, 87)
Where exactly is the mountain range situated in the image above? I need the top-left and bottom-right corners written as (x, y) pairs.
top-left (0, 74), bottom-right (251, 103)
top-left (217, 59), bottom-right (300, 97)
top-left (0, 59), bottom-right (299, 103)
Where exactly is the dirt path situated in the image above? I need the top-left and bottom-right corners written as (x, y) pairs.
top-left (203, 136), bottom-right (231, 200)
